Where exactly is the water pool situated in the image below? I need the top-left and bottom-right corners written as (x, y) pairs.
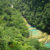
top-left (29, 28), bottom-right (40, 36)
top-left (45, 42), bottom-right (50, 48)
top-left (30, 29), bottom-right (38, 31)
top-left (29, 27), bottom-right (50, 48)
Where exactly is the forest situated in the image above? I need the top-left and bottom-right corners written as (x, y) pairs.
top-left (0, 0), bottom-right (50, 50)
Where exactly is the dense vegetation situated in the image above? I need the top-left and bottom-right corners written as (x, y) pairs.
top-left (0, 0), bottom-right (50, 50)
top-left (13, 0), bottom-right (50, 34)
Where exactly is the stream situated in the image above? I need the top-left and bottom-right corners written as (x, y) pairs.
top-left (24, 18), bottom-right (50, 48)
top-left (45, 42), bottom-right (50, 48)
top-left (29, 26), bottom-right (41, 37)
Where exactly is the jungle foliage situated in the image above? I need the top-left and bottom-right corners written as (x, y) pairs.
top-left (0, 0), bottom-right (50, 50)
top-left (13, 0), bottom-right (50, 34)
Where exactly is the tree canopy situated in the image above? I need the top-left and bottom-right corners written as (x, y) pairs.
top-left (13, 0), bottom-right (50, 34)
top-left (0, 0), bottom-right (50, 50)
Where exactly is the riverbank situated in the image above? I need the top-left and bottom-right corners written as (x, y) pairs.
top-left (23, 17), bottom-right (50, 43)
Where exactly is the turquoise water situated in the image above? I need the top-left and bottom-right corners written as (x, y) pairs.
top-left (45, 43), bottom-right (50, 48)
top-left (29, 26), bottom-right (40, 36)
top-left (29, 26), bottom-right (50, 48)
top-left (30, 29), bottom-right (39, 35)
top-left (30, 29), bottom-right (38, 31)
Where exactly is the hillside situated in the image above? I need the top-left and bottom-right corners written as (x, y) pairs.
top-left (0, 0), bottom-right (50, 50)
